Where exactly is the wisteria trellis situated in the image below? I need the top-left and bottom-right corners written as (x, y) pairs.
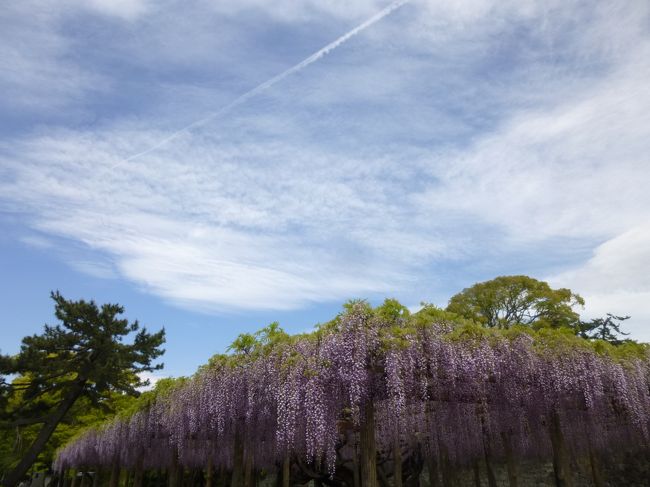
top-left (55, 306), bottom-right (650, 482)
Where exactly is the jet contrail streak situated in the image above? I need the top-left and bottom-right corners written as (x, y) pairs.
top-left (113, 0), bottom-right (409, 168)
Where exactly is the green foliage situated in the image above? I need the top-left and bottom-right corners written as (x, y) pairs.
top-left (0, 354), bottom-right (13, 404)
top-left (227, 333), bottom-right (258, 355)
top-left (412, 303), bottom-right (474, 328)
top-left (11, 291), bottom-right (165, 402)
top-left (1, 389), bottom-right (138, 474)
top-left (255, 321), bottom-right (289, 346)
top-left (342, 298), bottom-right (373, 315)
top-left (578, 313), bottom-right (631, 344)
top-left (223, 322), bottom-right (292, 363)
top-left (374, 298), bottom-right (410, 324)
top-left (446, 275), bottom-right (584, 330)
top-left (0, 292), bottom-right (165, 483)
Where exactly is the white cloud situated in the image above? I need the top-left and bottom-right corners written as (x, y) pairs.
top-left (549, 225), bottom-right (650, 342)
top-left (68, 260), bottom-right (118, 280)
top-left (137, 371), bottom-right (168, 392)
top-left (20, 235), bottom-right (54, 250)
top-left (1, 0), bottom-right (649, 339)
top-left (0, 2), bottom-right (108, 113)
top-left (199, 0), bottom-right (390, 23)
top-left (417, 41), bottom-right (650, 243)
top-left (82, 0), bottom-right (150, 20)
top-left (1, 133), bottom-right (427, 310)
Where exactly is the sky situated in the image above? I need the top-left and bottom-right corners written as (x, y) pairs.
top-left (1, 0), bottom-right (649, 380)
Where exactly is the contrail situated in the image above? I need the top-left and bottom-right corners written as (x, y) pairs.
top-left (113, 0), bottom-right (409, 168)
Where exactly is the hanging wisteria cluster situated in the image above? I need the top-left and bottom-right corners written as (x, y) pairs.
top-left (55, 305), bottom-right (650, 484)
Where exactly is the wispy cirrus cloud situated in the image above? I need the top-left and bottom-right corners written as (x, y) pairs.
top-left (1, 0), bottom-right (649, 340)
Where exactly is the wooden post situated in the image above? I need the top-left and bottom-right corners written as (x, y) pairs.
top-left (359, 401), bottom-right (378, 487)
top-left (168, 450), bottom-right (179, 487)
top-left (109, 462), bottom-right (120, 487)
top-left (133, 453), bottom-right (144, 487)
top-left (231, 430), bottom-right (245, 487)
top-left (92, 469), bottom-right (100, 487)
top-left (550, 413), bottom-right (574, 487)
top-left (81, 471), bottom-right (90, 487)
top-left (175, 466), bottom-right (183, 487)
top-left (439, 447), bottom-right (452, 487)
top-left (393, 435), bottom-right (403, 487)
top-left (205, 457), bottom-right (213, 487)
top-left (352, 442), bottom-right (360, 487)
top-left (426, 454), bottom-right (441, 487)
top-left (244, 452), bottom-right (253, 487)
top-left (483, 453), bottom-right (497, 487)
top-left (501, 431), bottom-right (519, 487)
top-left (473, 461), bottom-right (482, 487)
top-left (281, 456), bottom-right (290, 487)
top-left (480, 421), bottom-right (497, 487)
top-left (70, 470), bottom-right (79, 487)
top-left (589, 447), bottom-right (605, 487)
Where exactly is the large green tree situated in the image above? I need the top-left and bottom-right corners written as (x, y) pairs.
top-left (446, 275), bottom-right (584, 329)
top-left (0, 292), bottom-right (165, 487)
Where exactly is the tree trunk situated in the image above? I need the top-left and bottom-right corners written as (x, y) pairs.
top-left (393, 436), bottom-right (402, 487)
top-left (359, 401), bottom-right (378, 487)
top-left (501, 432), bottom-right (518, 487)
top-left (550, 413), bottom-right (574, 487)
top-left (2, 379), bottom-right (88, 487)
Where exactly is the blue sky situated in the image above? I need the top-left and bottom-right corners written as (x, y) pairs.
top-left (1, 0), bottom-right (649, 379)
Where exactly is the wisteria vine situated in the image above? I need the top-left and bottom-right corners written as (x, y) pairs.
top-left (55, 306), bottom-right (650, 480)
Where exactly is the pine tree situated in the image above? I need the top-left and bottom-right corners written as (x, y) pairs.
top-left (1, 292), bottom-right (165, 487)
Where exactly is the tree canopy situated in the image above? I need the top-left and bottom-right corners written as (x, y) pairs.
top-left (0, 292), bottom-right (165, 487)
top-left (446, 275), bottom-right (585, 329)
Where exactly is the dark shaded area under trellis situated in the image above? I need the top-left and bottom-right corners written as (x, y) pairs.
top-left (53, 453), bottom-right (650, 487)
